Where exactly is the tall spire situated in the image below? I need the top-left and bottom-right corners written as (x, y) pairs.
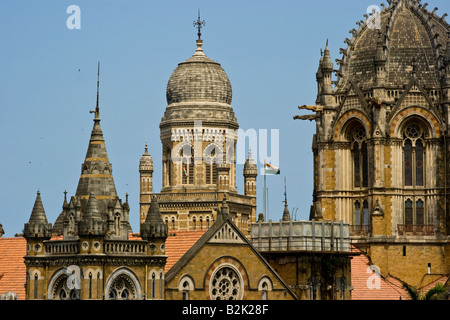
top-left (74, 64), bottom-right (118, 213)
top-left (282, 177), bottom-right (291, 221)
top-left (91, 61), bottom-right (100, 120)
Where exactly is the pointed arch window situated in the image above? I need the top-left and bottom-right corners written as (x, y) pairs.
top-left (403, 123), bottom-right (425, 187)
top-left (353, 200), bottom-right (370, 235)
top-left (404, 198), bottom-right (425, 226)
top-left (351, 125), bottom-right (368, 188)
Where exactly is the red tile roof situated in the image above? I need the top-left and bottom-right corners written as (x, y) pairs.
top-left (351, 247), bottom-right (410, 300)
top-left (0, 237), bottom-right (27, 300)
top-left (165, 230), bottom-right (206, 273)
top-left (419, 275), bottom-right (449, 296)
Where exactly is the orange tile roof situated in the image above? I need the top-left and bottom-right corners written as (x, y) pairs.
top-left (164, 230), bottom-right (206, 273)
top-left (351, 247), bottom-right (410, 300)
top-left (419, 275), bottom-right (449, 295)
top-left (0, 237), bottom-right (27, 300)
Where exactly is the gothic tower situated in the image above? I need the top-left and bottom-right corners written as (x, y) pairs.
top-left (24, 66), bottom-right (166, 300)
top-left (295, 0), bottom-right (450, 288)
top-left (140, 16), bottom-right (257, 236)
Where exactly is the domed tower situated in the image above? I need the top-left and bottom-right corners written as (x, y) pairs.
top-left (160, 25), bottom-right (238, 194)
top-left (141, 15), bottom-right (256, 235)
top-left (295, 0), bottom-right (450, 288)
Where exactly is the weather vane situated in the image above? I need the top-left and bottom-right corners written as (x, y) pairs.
top-left (193, 10), bottom-right (205, 40)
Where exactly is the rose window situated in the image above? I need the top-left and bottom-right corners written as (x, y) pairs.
top-left (210, 267), bottom-right (242, 300)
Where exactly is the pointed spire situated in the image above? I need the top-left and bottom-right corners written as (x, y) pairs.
top-left (84, 192), bottom-right (101, 219)
top-left (321, 39), bottom-right (333, 71)
top-left (141, 196), bottom-right (167, 240)
top-left (78, 192), bottom-right (106, 237)
top-left (73, 64), bottom-right (118, 214)
top-left (282, 178), bottom-right (291, 221)
top-left (28, 191), bottom-right (49, 224)
top-left (24, 191), bottom-right (52, 239)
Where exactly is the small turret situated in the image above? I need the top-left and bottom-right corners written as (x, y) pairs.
top-left (141, 196), bottom-right (168, 241)
top-left (243, 149), bottom-right (257, 197)
top-left (78, 192), bottom-right (106, 237)
top-left (321, 40), bottom-right (334, 95)
top-left (374, 30), bottom-right (387, 87)
top-left (23, 191), bottom-right (52, 239)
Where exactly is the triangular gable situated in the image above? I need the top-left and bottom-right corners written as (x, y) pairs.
top-left (388, 77), bottom-right (442, 124)
top-left (207, 221), bottom-right (246, 244)
top-left (164, 212), bottom-right (297, 299)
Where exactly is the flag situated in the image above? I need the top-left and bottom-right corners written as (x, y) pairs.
top-left (264, 162), bottom-right (280, 175)
top-left (183, 166), bottom-right (187, 176)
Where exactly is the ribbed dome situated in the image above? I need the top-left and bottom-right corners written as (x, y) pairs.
top-left (335, 0), bottom-right (449, 91)
top-left (166, 40), bottom-right (232, 105)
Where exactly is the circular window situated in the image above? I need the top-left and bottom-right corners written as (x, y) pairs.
top-left (209, 266), bottom-right (243, 300)
top-left (405, 123), bottom-right (423, 139)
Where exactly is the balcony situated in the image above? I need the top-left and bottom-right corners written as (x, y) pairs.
top-left (397, 224), bottom-right (434, 236)
top-left (350, 225), bottom-right (371, 237)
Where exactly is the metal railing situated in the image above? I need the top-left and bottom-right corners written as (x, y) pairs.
top-left (397, 224), bottom-right (434, 236)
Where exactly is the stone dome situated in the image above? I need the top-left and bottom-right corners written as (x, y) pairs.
top-left (166, 40), bottom-right (232, 106)
top-left (335, 0), bottom-right (449, 92)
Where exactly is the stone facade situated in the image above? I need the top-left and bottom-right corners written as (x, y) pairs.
top-left (295, 0), bottom-right (450, 288)
top-left (164, 197), bottom-right (296, 300)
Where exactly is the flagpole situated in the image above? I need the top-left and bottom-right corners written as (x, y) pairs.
top-left (263, 162), bottom-right (267, 221)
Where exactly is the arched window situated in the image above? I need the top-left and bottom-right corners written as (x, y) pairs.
top-left (181, 145), bottom-right (194, 185)
top-left (354, 200), bottom-right (369, 235)
top-left (404, 198), bottom-right (425, 226)
top-left (192, 216), bottom-right (196, 230)
top-left (34, 273), bottom-right (38, 299)
top-left (88, 272), bottom-right (92, 299)
top-left (351, 125), bottom-right (368, 188)
top-left (403, 123), bottom-right (425, 187)
top-left (97, 272), bottom-right (101, 299)
top-left (151, 273), bottom-right (156, 299)
top-left (164, 148), bottom-right (172, 187)
top-left (405, 199), bottom-right (413, 225)
top-left (205, 145), bottom-right (219, 184)
top-left (354, 201), bottom-right (361, 226)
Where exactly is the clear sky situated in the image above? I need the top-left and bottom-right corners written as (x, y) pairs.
top-left (1, 0), bottom-right (449, 237)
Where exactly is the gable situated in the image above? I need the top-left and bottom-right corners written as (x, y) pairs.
top-left (207, 221), bottom-right (245, 244)
top-left (164, 215), bottom-right (297, 300)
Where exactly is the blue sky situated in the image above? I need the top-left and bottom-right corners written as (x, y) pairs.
top-left (1, 0), bottom-right (448, 237)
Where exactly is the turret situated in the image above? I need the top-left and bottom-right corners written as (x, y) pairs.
top-left (141, 196), bottom-right (168, 241)
top-left (139, 142), bottom-right (154, 224)
top-left (374, 30), bottom-right (387, 87)
top-left (243, 149), bottom-right (257, 197)
top-left (23, 191), bottom-right (52, 240)
top-left (321, 40), bottom-right (334, 96)
top-left (78, 192), bottom-right (106, 237)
